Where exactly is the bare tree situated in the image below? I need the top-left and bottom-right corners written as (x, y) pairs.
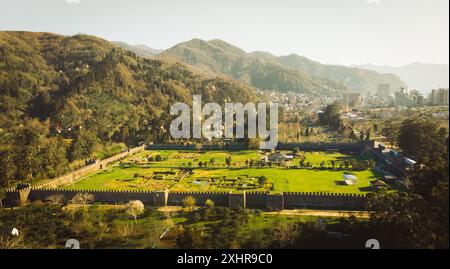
top-left (70, 192), bottom-right (95, 205)
top-left (125, 200), bottom-right (145, 222)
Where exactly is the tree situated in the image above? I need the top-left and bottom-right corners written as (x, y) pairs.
top-left (381, 120), bottom-right (399, 147)
top-left (319, 102), bottom-right (341, 130)
top-left (69, 129), bottom-right (98, 161)
top-left (205, 199), bottom-right (215, 208)
top-left (373, 123), bottom-right (379, 134)
top-left (0, 149), bottom-right (16, 187)
top-left (366, 192), bottom-right (447, 248)
top-left (258, 176), bottom-right (268, 186)
top-left (125, 200), bottom-right (145, 223)
top-left (40, 137), bottom-right (69, 178)
top-left (70, 192), bottom-right (95, 205)
top-left (270, 222), bottom-right (298, 248)
top-left (398, 119), bottom-right (447, 165)
top-left (248, 138), bottom-right (261, 150)
top-left (194, 143), bottom-right (202, 152)
top-left (13, 120), bottom-right (49, 180)
top-left (225, 156), bottom-right (232, 168)
top-left (176, 226), bottom-right (205, 248)
top-left (365, 128), bottom-right (371, 140)
top-left (299, 159), bottom-right (305, 168)
top-left (183, 196), bottom-right (196, 211)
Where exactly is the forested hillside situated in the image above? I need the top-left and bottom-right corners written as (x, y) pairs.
top-left (159, 39), bottom-right (348, 95)
top-left (0, 31), bottom-right (258, 186)
top-left (159, 39), bottom-right (405, 95)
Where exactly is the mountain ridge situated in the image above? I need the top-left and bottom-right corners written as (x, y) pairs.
top-left (158, 39), bottom-right (349, 96)
top-left (113, 41), bottom-right (162, 58)
top-left (157, 38), bottom-right (406, 95)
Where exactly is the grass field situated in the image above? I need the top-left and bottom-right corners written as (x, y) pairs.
top-left (127, 150), bottom-right (367, 166)
top-left (65, 150), bottom-right (385, 194)
top-left (64, 167), bottom-right (180, 191)
top-left (129, 150), bottom-right (261, 164)
top-left (172, 168), bottom-right (379, 193)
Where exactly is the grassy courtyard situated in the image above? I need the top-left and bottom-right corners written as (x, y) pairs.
top-left (172, 168), bottom-right (379, 193)
top-left (64, 167), bottom-right (181, 191)
top-left (64, 150), bottom-right (386, 194)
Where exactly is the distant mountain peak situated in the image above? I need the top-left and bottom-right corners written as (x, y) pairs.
top-left (358, 63), bottom-right (449, 93)
top-left (114, 41), bottom-right (161, 58)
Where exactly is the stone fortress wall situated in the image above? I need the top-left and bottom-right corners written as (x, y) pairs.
top-left (7, 187), bottom-right (366, 210)
top-left (4, 142), bottom-right (371, 210)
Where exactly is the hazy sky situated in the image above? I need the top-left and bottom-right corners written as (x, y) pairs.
top-left (1, 0), bottom-right (448, 66)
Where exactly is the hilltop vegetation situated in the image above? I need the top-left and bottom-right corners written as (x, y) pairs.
top-left (159, 39), bottom-right (347, 95)
top-left (113, 41), bottom-right (161, 58)
top-left (0, 31), bottom-right (258, 186)
top-left (158, 39), bottom-right (405, 95)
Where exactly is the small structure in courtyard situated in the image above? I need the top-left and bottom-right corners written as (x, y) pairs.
top-left (268, 152), bottom-right (294, 162)
top-left (370, 180), bottom-right (388, 190)
top-left (343, 174), bottom-right (357, 185)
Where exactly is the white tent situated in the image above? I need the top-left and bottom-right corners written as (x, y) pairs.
top-left (343, 174), bottom-right (358, 180)
top-left (344, 180), bottom-right (356, 185)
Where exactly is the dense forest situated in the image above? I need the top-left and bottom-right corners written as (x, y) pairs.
top-left (0, 31), bottom-right (259, 186)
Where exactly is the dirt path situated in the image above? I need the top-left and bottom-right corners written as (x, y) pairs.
top-left (264, 209), bottom-right (370, 219)
top-left (156, 206), bottom-right (369, 218)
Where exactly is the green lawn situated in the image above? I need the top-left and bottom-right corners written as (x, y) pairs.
top-left (302, 152), bottom-right (367, 165)
top-left (67, 166), bottom-right (382, 194)
top-left (129, 150), bottom-right (261, 164)
top-left (173, 168), bottom-right (380, 194)
top-left (63, 150), bottom-right (385, 194)
top-left (64, 167), bottom-right (180, 191)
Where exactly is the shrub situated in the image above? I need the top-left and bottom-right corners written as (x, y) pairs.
top-left (183, 196), bottom-right (196, 211)
top-left (205, 199), bottom-right (215, 208)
